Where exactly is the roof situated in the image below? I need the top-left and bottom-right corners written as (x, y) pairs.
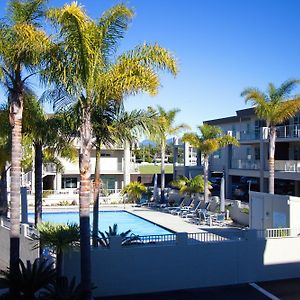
top-left (204, 107), bottom-right (256, 125)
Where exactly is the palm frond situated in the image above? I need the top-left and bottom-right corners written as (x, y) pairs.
top-left (98, 4), bottom-right (134, 59)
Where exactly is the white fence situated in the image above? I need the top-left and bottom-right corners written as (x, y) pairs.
top-left (0, 218), bottom-right (39, 268)
top-left (63, 228), bottom-right (300, 297)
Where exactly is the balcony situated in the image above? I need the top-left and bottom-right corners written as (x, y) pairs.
top-left (231, 125), bottom-right (300, 142)
top-left (231, 159), bottom-right (300, 173)
top-left (276, 125), bottom-right (300, 139)
top-left (231, 159), bottom-right (260, 170)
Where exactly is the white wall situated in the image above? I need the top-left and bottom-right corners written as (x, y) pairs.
top-left (63, 231), bottom-right (300, 297)
top-left (250, 192), bottom-right (300, 230)
top-left (0, 221), bottom-right (39, 268)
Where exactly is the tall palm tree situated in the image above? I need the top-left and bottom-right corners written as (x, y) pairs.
top-left (241, 79), bottom-right (300, 194)
top-left (91, 103), bottom-right (154, 247)
top-left (23, 95), bottom-right (77, 225)
top-left (0, 108), bottom-right (10, 217)
top-left (44, 4), bottom-right (177, 298)
top-left (183, 124), bottom-right (239, 202)
top-left (0, 0), bottom-right (50, 287)
top-left (149, 106), bottom-right (189, 202)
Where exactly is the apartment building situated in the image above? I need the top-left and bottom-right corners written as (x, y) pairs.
top-left (23, 141), bottom-right (138, 194)
top-left (204, 107), bottom-right (300, 198)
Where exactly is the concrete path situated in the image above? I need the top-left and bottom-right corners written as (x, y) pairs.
top-left (126, 206), bottom-right (205, 233)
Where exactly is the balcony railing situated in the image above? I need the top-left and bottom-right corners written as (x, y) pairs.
top-left (231, 159), bottom-right (300, 173)
top-left (232, 125), bottom-right (300, 141)
top-left (276, 125), bottom-right (300, 139)
top-left (231, 159), bottom-right (260, 170)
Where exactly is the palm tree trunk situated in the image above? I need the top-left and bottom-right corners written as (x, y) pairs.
top-left (269, 126), bottom-right (276, 194)
top-left (92, 145), bottom-right (101, 247)
top-left (203, 156), bottom-right (209, 202)
top-left (9, 90), bottom-right (23, 297)
top-left (56, 248), bottom-right (63, 279)
top-left (0, 166), bottom-right (8, 218)
top-left (79, 105), bottom-right (92, 299)
top-left (34, 143), bottom-right (43, 225)
top-left (160, 139), bottom-right (166, 203)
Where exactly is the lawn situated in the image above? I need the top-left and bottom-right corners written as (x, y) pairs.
top-left (138, 164), bottom-right (174, 174)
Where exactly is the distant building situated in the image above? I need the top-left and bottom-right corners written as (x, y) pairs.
top-left (173, 106), bottom-right (300, 199)
top-left (22, 140), bottom-right (138, 194)
top-left (204, 106), bottom-right (300, 198)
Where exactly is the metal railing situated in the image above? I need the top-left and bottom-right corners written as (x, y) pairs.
top-left (274, 160), bottom-right (300, 172)
top-left (257, 227), bottom-right (300, 239)
top-left (187, 232), bottom-right (228, 243)
top-left (139, 234), bottom-right (177, 244)
top-left (276, 125), bottom-right (300, 139)
top-left (231, 159), bottom-right (300, 172)
top-left (231, 159), bottom-right (260, 170)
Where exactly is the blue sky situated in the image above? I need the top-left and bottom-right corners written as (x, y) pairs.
top-left (1, 0), bottom-right (300, 131)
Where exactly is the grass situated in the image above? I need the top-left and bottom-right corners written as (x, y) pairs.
top-left (139, 164), bottom-right (173, 174)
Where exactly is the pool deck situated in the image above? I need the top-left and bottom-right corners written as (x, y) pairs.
top-left (127, 206), bottom-right (208, 233)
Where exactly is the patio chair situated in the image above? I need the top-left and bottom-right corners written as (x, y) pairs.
top-left (170, 197), bottom-right (193, 215)
top-left (163, 196), bottom-right (185, 213)
top-left (181, 200), bottom-right (201, 218)
top-left (212, 213), bottom-right (226, 226)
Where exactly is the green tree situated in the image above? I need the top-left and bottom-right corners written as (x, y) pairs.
top-left (241, 79), bottom-right (300, 194)
top-left (121, 181), bottom-right (147, 203)
top-left (0, 0), bottom-right (50, 288)
top-left (44, 3), bottom-right (177, 298)
top-left (91, 103), bottom-right (154, 247)
top-left (98, 224), bottom-right (140, 247)
top-left (149, 106), bottom-right (189, 202)
top-left (23, 96), bottom-right (77, 225)
top-left (183, 124), bottom-right (239, 202)
top-left (170, 175), bottom-right (208, 197)
top-left (35, 222), bottom-right (80, 278)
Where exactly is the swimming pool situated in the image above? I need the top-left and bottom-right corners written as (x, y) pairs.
top-left (28, 211), bottom-right (172, 236)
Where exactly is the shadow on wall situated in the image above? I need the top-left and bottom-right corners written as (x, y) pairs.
top-left (130, 174), bottom-right (173, 187)
top-left (229, 200), bottom-right (249, 226)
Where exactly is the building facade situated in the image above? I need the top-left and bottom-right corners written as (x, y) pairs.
top-left (23, 141), bottom-right (138, 194)
top-left (204, 107), bottom-right (300, 198)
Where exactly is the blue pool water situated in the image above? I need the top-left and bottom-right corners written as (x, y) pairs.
top-left (28, 211), bottom-right (172, 236)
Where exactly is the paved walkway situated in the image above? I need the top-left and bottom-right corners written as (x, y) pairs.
top-left (127, 206), bottom-right (207, 233)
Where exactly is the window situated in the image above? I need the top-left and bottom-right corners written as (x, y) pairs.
top-left (294, 145), bottom-right (300, 160)
top-left (213, 150), bottom-right (221, 159)
top-left (246, 123), bottom-right (250, 134)
top-left (246, 148), bottom-right (251, 160)
top-left (62, 177), bottom-right (77, 188)
top-left (254, 147), bottom-right (260, 160)
top-left (101, 175), bottom-right (117, 189)
top-left (101, 153), bottom-right (111, 157)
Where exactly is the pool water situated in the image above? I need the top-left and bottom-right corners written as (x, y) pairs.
top-left (28, 211), bottom-right (172, 236)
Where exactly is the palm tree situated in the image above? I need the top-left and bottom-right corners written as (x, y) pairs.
top-left (35, 222), bottom-right (80, 278)
top-left (241, 80), bottom-right (300, 194)
top-left (183, 124), bottom-right (239, 202)
top-left (23, 96), bottom-right (77, 225)
top-left (149, 106), bottom-right (189, 202)
top-left (0, 258), bottom-right (56, 300)
top-left (0, 108), bottom-right (10, 217)
top-left (121, 181), bottom-right (147, 204)
top-left (0, 0), bottom-right (50, 287)
top-left (44, 3), bottom-right (177, 298)
top-left (170, 175), bottom-right (208, 197)
top-left (91, 103), bottom-right (154, 247)
top-left (98, 223), bottom-right (140, 247)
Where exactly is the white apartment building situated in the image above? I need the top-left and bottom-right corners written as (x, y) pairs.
top-left (24, 141), bottom-right (138, 194)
